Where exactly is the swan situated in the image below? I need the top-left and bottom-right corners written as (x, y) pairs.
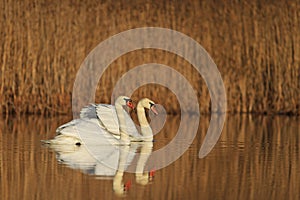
top-left (43, 96), bottom-right (135, 145)
top-left (79, 98), bottom-right (158, 142)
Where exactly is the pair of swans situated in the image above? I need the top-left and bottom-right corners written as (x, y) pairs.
top-left (46, 96), bottom-right (158, 145)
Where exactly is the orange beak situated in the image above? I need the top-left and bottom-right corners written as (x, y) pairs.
top-left (124, 180), bottom-right (131, 191)
top-left (126, 101), bottom-right (135, 109)
top-left (150, 105), bottom-right (158, 115)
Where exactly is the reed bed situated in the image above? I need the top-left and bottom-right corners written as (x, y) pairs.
top-left (0, 0), bottom-right (299, 115)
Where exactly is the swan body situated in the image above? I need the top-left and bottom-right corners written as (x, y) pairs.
top-left (43, 97), bottom-right (158, 145)
top-left (79, 103), bottom-right (141, 139)
top-left (79, 98), bottom-right (158, 142)
top-left (43, 96), bottom-right (134, 145)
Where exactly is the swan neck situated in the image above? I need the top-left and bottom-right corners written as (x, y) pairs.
top-left (137, 104), bottom-right (149, 127)
top-left (115, 103), bottom-right (130, 143)
top-left (115, 104), bottom-right (125, 130)
top-left (137, 102), bottom-right (153, 141)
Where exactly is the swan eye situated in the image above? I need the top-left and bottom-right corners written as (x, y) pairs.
top-left (149, 102), bottom-right (154, 107)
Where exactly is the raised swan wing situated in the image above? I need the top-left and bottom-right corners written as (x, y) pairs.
top-left (80, 103), bottom-right (141, 138)
top-left (96, 104), bottom-right (121, 135)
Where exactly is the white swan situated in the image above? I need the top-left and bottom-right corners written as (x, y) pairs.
top-left (79, 98), bottom-right (158, 142)
top-left (43, 96), bottom-right (134, 145)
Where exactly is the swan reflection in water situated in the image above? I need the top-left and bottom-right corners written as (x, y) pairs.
top-left (46, 142), bottom-right (154, 196)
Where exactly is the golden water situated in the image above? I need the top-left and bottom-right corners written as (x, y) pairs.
top-left (0, 115), bottom-right (299, 199)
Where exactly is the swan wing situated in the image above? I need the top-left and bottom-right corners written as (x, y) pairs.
top-left (122, 110), bottom-right (141, 139)
top-left (80, 104), bottom-right (98, 119)
top-left (73, 118), bottom-right (119, 145)
top-left (56, 119), bottom-right (82, 137)
top-left (80, 103), bottom-right (140, 138)
top-left (96, 105), bottom-right (140, 138)
top-left (96, 104), bottom-right (120, 135)
top-left (56, 118), bottom-right (106, 138)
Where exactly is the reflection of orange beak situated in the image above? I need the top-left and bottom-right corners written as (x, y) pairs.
top-left (124, 180), bottom-right (131, 191)
top-left (126, 101), bottom-right (135, 109)
top-left (149, 169), bottom-right (155, 181)
top-left (149, 169), bottom-right (155, 177)
top-left (150, 105), bottom-right (158, 115)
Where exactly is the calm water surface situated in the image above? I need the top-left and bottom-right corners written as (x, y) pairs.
top-left (0, 115), bottom-right (299, 199)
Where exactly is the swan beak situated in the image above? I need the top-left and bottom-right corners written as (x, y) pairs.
top-left (150, 105), bottom-right (158, 115)
top-left (126, 101), bottom-right (135, 109)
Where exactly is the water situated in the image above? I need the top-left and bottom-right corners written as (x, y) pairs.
top-left (0, 115), bottom-right (299, 199)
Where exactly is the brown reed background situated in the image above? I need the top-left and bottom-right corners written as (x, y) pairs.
top-left (0, 0), bottom-right (299, 115)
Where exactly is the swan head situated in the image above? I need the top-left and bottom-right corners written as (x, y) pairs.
top-left (138, 98), bottom-right (158, 115)
top-left (115, 96), bottom-right (134, 109)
